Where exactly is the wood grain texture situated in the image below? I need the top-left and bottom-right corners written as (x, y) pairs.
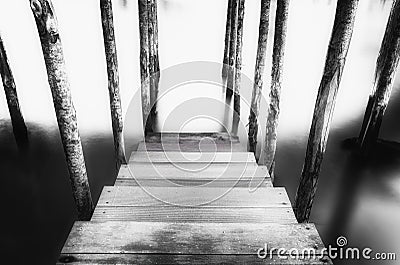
top-left (58, 254), bottom-right (331, 264)
top-left (61, 221), bottom-right (326, 254)
top-left (248, 0), bottom-right (271, 153)
top-left (130, 151), bottom-right (255, 163)
top-left (97, 186), bottom-right (290, 207)
top-left (137, 141), bottom-right (245, 152)
top-left (115, 177), bottom-right (273, 188)
top-left (294, 0), bottom-right (359, 223)
top-left (118, 163), bottom-right (267, 180)
top-left (91, 206), bottom-right (297, 223)
top-left (100, 0), bottom-right (126, 168)
top-left (30, 0), bottom-right (93, 220)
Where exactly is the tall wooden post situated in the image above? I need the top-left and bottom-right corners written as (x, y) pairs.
top-left (222, 0), bottom-right (233, 90)
top-left (100, 0), bottom-right (127, 169)
top-left (260, 0), bottom-right (290, 174)
top-left (248, 0), bottom-right (271, 154)
top-left (30, 0), bottom-right (93, 221)
top-left (294, 0), bottom-right (359, 223)
top-left (231, 0), bottom-right (245, 136)
top-left (0, 35), bottom-right (29, 149)
top-left (225, 0), bottom-right (239, 105)
top-left (358, 0), bottom-right (400, 153)
top-left (148, 0), bottom-right (159, 130)
top-left (138, 0), bottom-right (152, 133)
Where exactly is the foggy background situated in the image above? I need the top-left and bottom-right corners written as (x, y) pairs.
top-left (0, 0), bottom-right (399, 264)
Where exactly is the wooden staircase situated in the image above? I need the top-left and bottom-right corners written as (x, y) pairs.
top-left (58, 133), bottom-right (332, 264)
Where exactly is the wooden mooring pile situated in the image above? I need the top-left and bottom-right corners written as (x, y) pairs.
top-left (1, 0), bottom-right (400, 264)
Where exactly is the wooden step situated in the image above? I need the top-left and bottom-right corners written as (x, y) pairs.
top-left (115, 177), bottom-right (273, 187)
top-left (115, 164), bottom-right (273, 187)
top-left (137, 141), bottom-right (245, 152)
top-left (145, 132), bottom-right (239, 143)
top-left (130, 151), bottom-right (256, 163)
top-left (91, 206), bottom-right (296, 223)
top-left (58, 221), bottom-right (332, 264)
top-left (97, 186), bottom-right (291, 207)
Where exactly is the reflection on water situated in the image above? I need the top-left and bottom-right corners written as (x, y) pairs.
top-left (0, 0), bottom-right (400, 264)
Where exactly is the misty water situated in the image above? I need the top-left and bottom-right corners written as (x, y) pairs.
top-left (1, 0), bottom-right (400, 264)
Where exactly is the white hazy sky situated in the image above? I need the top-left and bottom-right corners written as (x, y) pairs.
top-left (0, 0), bottom-right (395, 143)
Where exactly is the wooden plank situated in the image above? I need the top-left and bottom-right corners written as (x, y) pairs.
top-left (130, 151), bottom-right (255, 163)
top-left (58, 254), bottom-right (331, 264)
top-left (97, 186), bottom-right (290, 207)
top-left (145, 132), bottom-right (239, 143)
top-left (60, 222), bottom-right (327, 255)
top-left (115, 178), bottom-right (273, 188)
top-left (118, 164), bottom-right (267, 180)
top-left (91, 206), bottom-right (297, 223)
top-left (137, 141), bottom-right (245, 152)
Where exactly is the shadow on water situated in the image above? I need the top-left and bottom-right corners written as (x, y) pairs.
top-left (0, 120), bottom-right (118, 264)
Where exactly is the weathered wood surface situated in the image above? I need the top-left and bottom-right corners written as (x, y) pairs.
top-left (137, 141), bottom-right (245, 152)
top-left (231, 0), bottom-right (245, 136)
top-left (130, 151), bottom-right (255, 163)
top-left (138, 0), bottom-right (152, 132)
top-left (100, 0), bottom-right (126, 168)
top-left (260, 0), bottom-right (290, 173)
top-left (30, 0), bottom-right (93, 220)
top-left (92, 206), bottom-right (297, 223)
top-left (119, 163), bottom-right (265, 179)
top-left (58, 254), bottom-right (331, 264)
top-left (145, 132), bottom-right (239, 143)
top-left (294, 0), bottom-right (359, 223)
top-left (0, 35), bottom-right (29, 149)
top-left (115, 178), bottom-right (273, 187)
top-left (226, 0), bottom-right (239, 102)
top-left (97, 186), bottom-right (290, 207)
top-left (117, 163), bottom-right (271, 187)
top-left (59, 222), bottom-right (329, 264)
top-left (222, 0), bottom-right (233, 87)
top-left (60, 133), bottom-right (328, 263)
top-left (358, 0), bottom-right (400, 152)
top-left (248, 0), bottom-right (271, 154)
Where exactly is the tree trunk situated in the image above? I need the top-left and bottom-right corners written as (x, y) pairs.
top-left (260, 0), bottom-right (290, 172)
top-left (30, 0), bottom-right (93, 221)
top-left (138, 0), bottom-right (152, 133)
top-left (294, 0), bottom-right (359, 223)
top-left (100, 0), bottom-right (127, 169)
top-left (222, 0), bottom-right (233, 90)
top-left (358, 0), bottom-right (400, 153)
top-left (0, 35), bottom-right (29, 150)
top-left (231, 0), bottom-right (245, 136)
top-left (248, 0), bottom-right (271, 154)
top-left (225, 0), bottom-right (239, 105)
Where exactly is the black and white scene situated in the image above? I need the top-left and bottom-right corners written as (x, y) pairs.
top-left (0, 0), bottom-right (399, 264)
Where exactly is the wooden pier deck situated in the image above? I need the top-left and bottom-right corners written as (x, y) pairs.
top-left (58, 133), bottom-right (332, 264)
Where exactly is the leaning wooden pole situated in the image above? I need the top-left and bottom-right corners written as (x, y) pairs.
top-left (138, 0), bottom-right (152, 133)
top-left (231, 0), bottom-right (245, 136)
top-left (0, 35), bottom-right (29, 149)
top-left (294, 0), bottom-right (359, 223)
top-left (222, 0), bottom-right (233, 91)
top-left (225, 0), bottom-right (239, 105)
top-left (248, 0), bottom-right (271, 154)
top-left (358, 0), bottom-right (400, 153)
top-left (30, 0), bottom-right (93, 221)
top-left (100, 0), bottom-right (127, 169)
top-left (260, 0), bottom-right (290, 173)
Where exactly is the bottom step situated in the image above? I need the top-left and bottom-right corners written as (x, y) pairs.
top-left (58, 221), bottom-right (332, 264)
